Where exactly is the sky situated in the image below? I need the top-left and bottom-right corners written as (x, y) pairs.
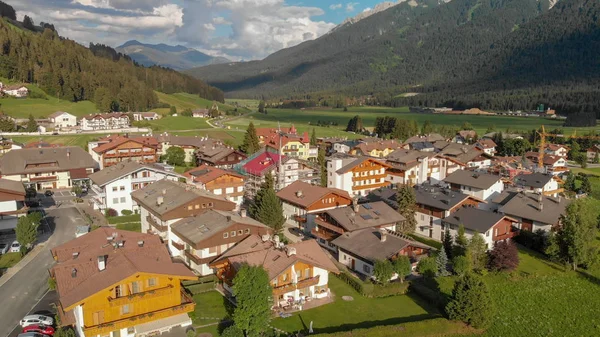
top-left (12, 0), bottom-right (388, 61)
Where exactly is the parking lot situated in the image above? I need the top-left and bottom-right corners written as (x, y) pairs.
top-left (7, 291), bottom-right (58, 337)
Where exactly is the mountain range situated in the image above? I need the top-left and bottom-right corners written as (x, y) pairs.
top-left (116, 40), bottom-right (229, 71)
top-left (187, 0), bottom-right (600, 115)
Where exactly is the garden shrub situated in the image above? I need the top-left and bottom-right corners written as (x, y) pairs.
top-left (105, 208), bottom-right (118, 217)
top-left (121, 209), bottom-right (133, 216)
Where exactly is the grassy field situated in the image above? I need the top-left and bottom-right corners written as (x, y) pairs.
top-left (10, 134), bottom-right (111, 149)
top-left (189, 291), bottom-right (230, 326)
top-left (153, 92), bottom-right (247, 114)
top-left (225, 98), bottom-right (260, 111)
top-left (145, 115), bottom-right (211, 131)
top-left (0, 252), bottom-right (22, 269)
top-left (570, 167), bottom-right (600, 199)
top-left (0, 96), bottom-right (97, 119)
top-left (430, 246), bottom-right (600, 337)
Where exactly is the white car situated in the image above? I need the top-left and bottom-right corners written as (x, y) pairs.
top-left (20, 315), bottom-right (54, 327)
top-left (9, 241), bottom-right (21, 253)
top-left (0, 243), bottom-right (8, 254)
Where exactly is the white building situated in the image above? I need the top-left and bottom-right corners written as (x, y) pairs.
top-left (1, 83), bottom-right (28, 97)
top-left (443, 170), bottom-right (504, 209)
top-left (88, 161), bottom-right (184, 214)
top-left (0, 179), bottom-right (27, 231)
top-left (494, 190), bottom-right (570, 232)
top-left (48, 111), bottom-right (78, 129)
top-left (327, 155), bottom-right (390, 197)
top-left (80, 113), bottom-right (130, 131)
top-left (513, 172), bottom-right (561, 197)
top-left (385, 149), bottom-right (460, 186)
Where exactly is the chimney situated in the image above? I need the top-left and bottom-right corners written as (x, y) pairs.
top-left (226, 215), bottom-right (232, 222)
top-left (98, 256), bottom-right (106, 271)
top-left (162, 188), bottom-right (167, 195)
top-left (286, 247), bottom-right (297, 257)
top-left (240, 209), bottom-right (247, 218)
top-left (353, 199), bottom-right (360, 212)
top-left (67, 149), bottom-right (71, 158)
top-left (71, 268), bottom-right (77, 278)
top-left (380, 229), bottom-right (387, 242)
top-left (156, 196), bottom-right (164, 206)
top-left (72, 252), bottom-right (79, 259)
top-left (296, 190), bottom-right (303, 198)
top-left (137, 240), bottom-right (144, 247)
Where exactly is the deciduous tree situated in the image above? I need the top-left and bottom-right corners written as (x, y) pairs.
top-left (453, 225), bottom-right (468, 257)
top-left (446, 273), bottom-right (495, 329)
top-left (393, 255), bottom-right (412, 283)
top-left (421, 120), bottom-right (433, 135)
top-left (395, 184), bottom-right (417, 232)
top-left (468, 233), bottom-right (488, 271)
top-left (169, 105), bottom-right (177, 115)
top-left (451, 255), bottom-right (471, 276)
top-left (26, 114), bottom-right (38, 132)
top-left (240, 122), bottom-right (260, 155)
top-left (164, 146), bottom-right (186, 166)
top-left (16, 212), bottom-right (41, 253)
top-left (417, 256), bottom-right (437, 278)
top-left (373, 259), bottom-right (394, 284)
top-left (232, 264), bottom-right (272, 337)
top-left (488, 240), bottom-right (519, 272)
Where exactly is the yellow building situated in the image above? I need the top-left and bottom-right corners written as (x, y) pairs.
top-left (350, 139), bottom-right (403, 158)
top-left (50, 228), bottom-right (196, 337)
top-left (264, 131), bottom-right (318, 161)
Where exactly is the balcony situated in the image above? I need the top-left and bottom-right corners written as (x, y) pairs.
top-left (184, 249), bottom-right (214, 265)
top-left (494, 231), bottom-right (518, 242)
top-left (146, 216), bottom-right (167, 232)
top-left (294, 215), bottom-right (307, 223)
top-left (29, 175), bottom-right (58, 182)
top-left (172, 241), bottom-right (184, 251)
top-left (311, 228), bottom-right (338, 241)
top-left (352, 181), bottom-right (390, 191)
top-left (273, 275), bottom-right (320, 296)
top-left (108, 285), bottom-right (174, 307)
top-left (84, 291), bottom-right (194, 335)
top-left (91, 185), bottom-right (105, 197)
top-left (351, 173), bottom-right (387, 182)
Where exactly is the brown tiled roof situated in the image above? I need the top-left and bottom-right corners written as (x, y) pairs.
top-left (89, 161), bottom-right (183, 186)
top-left (439, 144), bottom-right (484, 164)
top-left (546, 144), bottom-right (569, 151)
top-left (131, 179), bottom-right (235, 217)
top-left (385, 149), bottom-right (434, 170)
top-left (23, 141), bottom-right (63, 148)
top-left (92, 135), bottom-right (158, 154)
top-left (458, 130), bottom-right (477, 139)
top-left (405, 134), bottom-right (445, 144)
top-left (325, 201), bottom-right (405, 232)
top-left (0, 147), bottom-right (97, 175)
top-left (332, 228), bottom-right (432, 263)
top-left (276, 181), bottom-right (351, 209)
top-left (476, 139), bottom-right (497, 149)
top-left (353, 140), bottom-right (402, 154)
top-left (213, 236), bottom-right (339, 280)
top-left (185, 165), bottom-right (243, 184)
top-left (443, 170), bottom-right (501, 190)
top-left (525, 152), bottom-right (564, 165)
top-left (335, 157), bottom-right (389, 174)
top-left (0, 178), bottom-right (25, 195)
top-left (69, 168), bottom-right (89, 180)
top-left (50, 228), bottom-right (195, 310)
top-left (442, 207), bottom-right (511, 233)
top-left (48, 111), bottom-right (73, 119)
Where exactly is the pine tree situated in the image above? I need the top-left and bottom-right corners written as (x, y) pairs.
top-left (453, 225), bottom-right (468, 257)
top-left (318, 145), bottom-right (327, 187)
top-left (251, 172), bottom-right (274, 216)
top-left (258, 100), bottom-right (265, 113)
top-left (443, 228), bottom-right (453, 259)
top-left (25, 114), bottom-right (38, 132)
top-left (395, 184), bottom-right (417, 232)
top-left (446, 273), bottom-right (495, 329)
top-left (22, 15), bottom-right (35, 31)
top-left (436, 249), bottom-right (450, 276)
top-left (564, 171), bottom-right (576, 192)
top-left (594, 152), bottom-right (600, 164)
top-left (255, 187), bottom-right (286, 234)
top-left (580, 175), bottom-right (592, 195)
top-left (240, 122), bottom-right (260, 155)
top-left (421, 120), bottom-right (433, 135)
top-left (310, 128), bottom-right (317, 146)
top-left (468, 233), bottom-right (488, 271)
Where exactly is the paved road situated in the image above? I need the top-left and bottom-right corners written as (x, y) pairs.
top-left (0, 207), bottom-right (82, 337)
top-left (7, 291), bottom-right (58, 337)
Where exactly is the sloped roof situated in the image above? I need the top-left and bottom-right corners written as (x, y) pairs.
top-left (513, 172), bottom-right (554, 189)
top-left (386, 149), bottom-right (434, 170)
top-left (476, 139), bottom-right (497, 149)
top-left (185, 164), bottom-right (243, 184)
top-left (0, 147), bottom-right (96, 175)
top-left (81, 113), bottom-right (128, 120)
top-left (353, 139), bottom-right (402, 154)
top-left (0, 178), bottom-right (25, 195)
top-left (442, 207), bottom-right (508, 233)
top-left (499, 191), bottom-right (569, 225)
top-left (243, 151), bottom-right (287, 175)
top-left (50, 228), bottom-right (194, 310)
top-left (443, 170), bottom-right (501, 190)
top-left (405, 134), bottom-right (445, 144)
top-left (48, 111), bottom-right (75, 119)
top-left (89, 160), bottom-right (182, 187)
top-left (415, 184), bottom-right (473, 210)
top-left (92, 135), bottom-right (158, 154)
top-left (276, 181), bottom-right (351, 208)
top-left (335, 157), bottom-right (389, 174)
top-left (325, 201), bottom-right (405, 231)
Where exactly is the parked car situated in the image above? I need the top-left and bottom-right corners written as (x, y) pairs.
top-left (22, 325), bottom-right (54, 335)
top-left (10, 241), bottom-right (21, 253)
top-left (25, 201), bottom-right (40, 208)
top-left (44, 190), bottom-right (53, 197)
top-left (17, 333), bottom-right (48, 337)
top-left (19, 315), bottom-right (53, 327)
top-left (0, 243), bottom-right (8, 254)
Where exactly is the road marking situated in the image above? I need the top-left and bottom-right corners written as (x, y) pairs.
top-left (5, 289), bottom-right (50, 337)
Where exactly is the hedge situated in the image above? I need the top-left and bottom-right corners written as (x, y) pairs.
top-left (371, 281), bottom-right (410, 298)
top-left (107, 214), bottom-right (142, 224)
top-left (183, 274), bottom-right (218, 286)
top-left (335, 271), bottom-right (372, 296)
top-left (408, 281), bottom-right (447, 310)
top-left (335, 271), bottom-right (409, 298)
top-left (407, 234), bottom-right (443, 250)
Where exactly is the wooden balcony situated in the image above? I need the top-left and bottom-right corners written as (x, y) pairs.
top-left (352, 173), bottom-right (387, 182)
top-left (314, 218), bottom-right (344, 234)
top-left (84, 291), bottom-right (194, 335)
top-left (311, 228), bottom-right (338, 241)
top-left (172, 241), bottom-right (184, 251)
top-left (272, 275), bottom-right (320, 296)
top-left (294, 215), bottom-right (307, 223)
top-left (494, 231), bottom-right (518, 242)
top-left (29, 175), bottom-right (57, 182)
top-left (184, 249), bottom-right (214, 265)
top-left (352, 181), bottom-right (390, 191)
top-left (146, 216), bottom-right (167, 232)
top-left (108, 285), bottom-right (174, 307)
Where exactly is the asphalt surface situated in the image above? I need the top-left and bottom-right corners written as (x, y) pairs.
top-left (0, 207), bottom-right (82, 337)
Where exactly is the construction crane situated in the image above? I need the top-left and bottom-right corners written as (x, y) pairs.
top-left (536, 125), bottom-right (600, 165)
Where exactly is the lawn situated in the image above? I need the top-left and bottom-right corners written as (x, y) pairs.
top-left (145, 116), bottom-right (211, 131)
top-left (115, 222), bottom-right (141, 232)
top-left (189, 291), bottom-right (231, 326)
top-left (154, 92), bottom-right (247, 114)
top-left (10, 133), bottom-right (118, 149)
top-left (0, 252), bottom-right (22, 269)
top-left (0, 96), bottom-right (97, 118)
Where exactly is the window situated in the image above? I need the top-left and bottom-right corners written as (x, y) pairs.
top-left (112, 186), bottom-right (118, 192)
top-left (297, 269), bottom-right (302, 279)
top-left (120, 197), bottom-right (126, 203)
top-left (188, 205), bottom-right (193, 210)
top-left (208, 202), bottom-right (214, 207)
top-left (195, 204), bottom-right (200, 209)
top-left (132, 281), bottom-right (140, 294)
top-left (282, 273), bottom-right (288, 282)
top-left (202, 204), bottom-right (206, 208)
top-left (421, 215), bottom-right (424, 221)
top-left (127, 327), bottom-right (135, 334)
top-left (363, 265), bottom-right (371, 274)
top-left (245, 229), bottom-right (250, 234)
top-left (343, 254), bottom-right (347, 261)
top-left (272, 278), bottom-right (278, 287)
top-left (120, 186), bottom-right (125, 191)
top-left (115, 285), bottom-right (122, 298)
top-left (147, 278), bottom-right (156, 287)
top-left (231, 231), bottom-right (236, 237)
top-left (223, 232), bottom-right (229, 238)
top-left (113, 198), bottom-right (119, 204)
top-left (238, 230), bottom-right (244, 235)
top-left (133, 183), bottom-right (140, 190)
top-left (121, 304), bottom-right (131, 315)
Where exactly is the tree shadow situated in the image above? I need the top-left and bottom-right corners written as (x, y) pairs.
top-left (309, 313), bottom-right (439, 335)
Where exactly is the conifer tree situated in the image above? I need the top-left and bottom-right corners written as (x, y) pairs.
top-left (25, 114), bottom-right (38, 132)
top-left (442, 228), bottom-right (454, 259)
top-left (564, 171), bottom-right (576, 192)
top-left (468, 233), bottom-right (488, 271)
top-left (396, 184), bottom-right (417, 232)
top-left (310, 128), bottom-right (317, 146)
top-left (453, 225), bottom-right (468, 257)
top-left (436, 249), bottom-right (450, 276)
top-left (446, 273), bottom-right (495, 329)
top-left (240, 122), bottom-right (260, 155)
top-left (318, 145), bottom-right (327, 187)
top-left (252, 173), bottom-right (285, 233)
top-left (232, 264), bottom-right (272, 336)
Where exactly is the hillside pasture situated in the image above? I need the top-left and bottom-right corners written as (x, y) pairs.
top-left (0, 96), bottom-right (97, 119)
top-left (154, 92), bottom-right (247, 114)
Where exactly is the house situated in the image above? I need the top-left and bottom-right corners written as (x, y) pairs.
top-left (413, 184), bottom-right (482, 240)
top-left (88, 161), bottom-right (184, 214)
top-left (88, 135), bottom-right (159, 169)
top-left (493, 190), bottom-right (569, 232)
top-left (264, 130), bottom-right (317, 161)
top-left (454, 130), bottom-right (477, 144)
top-left (169, 210), bottom-right (272, 275)
top-left (441, 207), bottom-right (519, 250)
top-left (333, 228), bottom-right (432, 278)
top-left (132, 179), bottom-right (236, 245)
top-left (48, 111), bottom-right (77, 129)
top-left (513, 172), bottom-right (562, 196)
top-left (587, 144), bottom-right (600, 163)
top-left (439, 143), bottom-right (491, 169)
top-left (405, 134), bottom-right (445, 144)
top-left (157, 134), bottom-right (246, 167)
top-left (24, 140), bottom-right (63, 149)
top-left (184, 165), bottom-right (245, 207)
top-left (443, 170), bottom-right (503, 208)
top-left (241, 151), bottom-right (299, 198)
top-left (1, 84), bottom-right (28, 97)
top-left (50, 228), bottom-right (196, 337)
top-left (256, 125), bottom-right (297, 144)
top-left (385, 149), bottom-right (457, 186)
top-left (132, 112), bottom-right (160, 121)
top-left (317, 137), bottom-right (351, 154)
top-left (0, 137), bottom-right (22, 155)
top-left (80, 113), bottom-right (130, 131)
top-left (327, 156), bottom-right (390, 197)
top-left (211, 236), bottom-right (339, 305)
top-left (350, 139), bottom-right (403, 158)
top-left (544, 144), bottom-right (569, 158)
top-left (0, 178), bottom-right (27, 231)
top-left (475, 139), bottom-right (497, 156)
top-left (192, 109), bottom-right (209, 118)
top-left (406, 141), bottom-right (436, 152)
top-left (488, 156), bottom-right (533, 180)
top-left (524, 152), bottom-right (568, 175)
top-left (310, 201), bottom-right (405, 251)
top-left (276, 181), bottom-right (353, 232)
top-left (0, 147), bottom-right (97, 190)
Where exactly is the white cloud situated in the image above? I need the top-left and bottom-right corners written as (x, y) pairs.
top-left (213, 16), bottom-right (231, 25)
top-left (362, 7), bottom-right (372, 12)
top-left (346, 2), bottom-right (359, 12)
top-left (329, 4), bottom-right (342, 10)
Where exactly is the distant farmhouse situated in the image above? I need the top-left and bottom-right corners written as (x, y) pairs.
top-left (0, 82), bottom-right (28, 97)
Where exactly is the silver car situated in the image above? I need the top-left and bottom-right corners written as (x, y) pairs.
top-left (19, 315), bottom-right (53, 327)
top-left (0, 243), bottom-right (7, 255)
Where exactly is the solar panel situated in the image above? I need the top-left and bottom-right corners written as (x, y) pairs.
top-left (361, 214), bottom-right (373, 220)
top-left (363, 204), bottom-right (372, 209)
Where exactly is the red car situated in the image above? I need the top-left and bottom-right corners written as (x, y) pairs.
top-left (22, 325), bottom-right (55, 336)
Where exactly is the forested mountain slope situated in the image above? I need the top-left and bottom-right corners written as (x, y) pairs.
top-left (188, 0), bottom-right (552, 99)
top-left (0, 4), bottom-right (223, 112)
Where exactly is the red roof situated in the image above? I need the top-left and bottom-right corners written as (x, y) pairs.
top-left (256, 125), bottom-right (297, 140)
top-left (92, 135), bottom-right (158, 154)
top-left (69, 168), bottom-right (89, 179)
top-left (243, 152), bottom-right (287, 175)
top-left (185, 164), bottom-right (243, 184)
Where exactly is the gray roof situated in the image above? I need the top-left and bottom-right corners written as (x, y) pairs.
top-left (439, 143), bottom-right (485, 164)
top-left (499, 192), bottom-right (569, 225)
top-left (332, 228), bottom-right (432, 263)
top-left (386, 149), bottom-right (434, 170)
top-left (171, 210), bottom-right (269, 245)
top-left (325, 201), bottom-right (405, 232)
top-left (0, 147), bottom-right (97, 175)
top-left (443, 170), bottom-right (501, 190)
top-left (0, 178), bottom-right (25, 195)
top-left (415, 184), bottom-right (472, 210)
top-left (442, 207), bottom-right (506, 233)
top-left (89, 161), bottom-right (183, 187)
top-left (131, 179), bottom-right (233, 216)
top-left (405, 134), bottom-right (445, 144)
top-left (362, 187), bottom-right (398, 209)
top-left (410, 142), bottom-right (434, 151)
top-left (513, 173), bottom-right (553, 189)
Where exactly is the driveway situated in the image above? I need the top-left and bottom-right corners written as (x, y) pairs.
top-left (0, 207), bottom-right (82, 337)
